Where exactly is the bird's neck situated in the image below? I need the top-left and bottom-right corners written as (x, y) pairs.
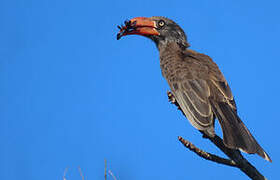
top-left (159, 42), bottom-right (185, 74)
top-left (158, 41), bottom-right (186, 57)
top-left (157, 39), bottom-right (190, 52)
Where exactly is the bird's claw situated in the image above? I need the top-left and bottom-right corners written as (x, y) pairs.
top-left (167, 91), bottom-right (176, 104)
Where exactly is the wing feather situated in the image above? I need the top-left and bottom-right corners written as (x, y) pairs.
top-left (172, 79), bottom-right (214, 134)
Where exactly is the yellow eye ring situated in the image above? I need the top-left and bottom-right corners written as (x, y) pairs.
top-left (158, 20), bottom-right (165, 27)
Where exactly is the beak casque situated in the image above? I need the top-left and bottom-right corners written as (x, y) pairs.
top-left (117, 17), bottom-right (159, 40)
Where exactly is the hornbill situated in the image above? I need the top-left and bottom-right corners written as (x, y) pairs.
top-left (117, 16), bottom-right (271, 162)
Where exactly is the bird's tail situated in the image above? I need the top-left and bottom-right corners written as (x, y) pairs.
top-left (210, 101), bottom-right (272, 162)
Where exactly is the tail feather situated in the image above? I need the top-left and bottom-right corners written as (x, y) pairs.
top-left (210, 101), bottom-right (272, 162)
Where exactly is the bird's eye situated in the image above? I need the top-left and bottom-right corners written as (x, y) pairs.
top-left (158, 20), bottom-right (165, 27)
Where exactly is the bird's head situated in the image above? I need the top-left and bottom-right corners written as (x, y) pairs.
top-left (117, 16), bottom-right (190, 49)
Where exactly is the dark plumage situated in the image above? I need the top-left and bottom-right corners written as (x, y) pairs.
top-left (117, 16), bottom-right (271, 162)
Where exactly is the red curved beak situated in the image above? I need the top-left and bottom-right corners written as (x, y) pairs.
top-left (117, 17), bottom-right (159, 40)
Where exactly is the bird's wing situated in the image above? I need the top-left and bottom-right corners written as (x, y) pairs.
top-left (203, 55), bottom-right (258, 151)
top-left (202, 53), bottom-right (271, 161)
top-left (172, 79), bottom-right (214, 134)
top-left (166, 52), bottom-right (215, 136)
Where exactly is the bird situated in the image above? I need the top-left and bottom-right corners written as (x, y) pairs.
top-left (117, 16), bottom-right (271, 162)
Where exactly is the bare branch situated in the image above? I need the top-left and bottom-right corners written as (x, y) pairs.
top-left (178, 136), bottom-right (237, 167)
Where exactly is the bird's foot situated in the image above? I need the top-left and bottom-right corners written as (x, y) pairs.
top-left (167, 91), bottom-right (176, 104)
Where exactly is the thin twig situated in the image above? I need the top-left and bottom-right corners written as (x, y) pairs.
top-left (78, 166), bottom-right (85, 180)
top-left (104, 159), bottom-right (107, 180)
top-left (178, 136), bottom-right (237, 167)
top-left (108, 170), bottom-right (118, 180)
top-left (63, 167), bottom-right (68, 180)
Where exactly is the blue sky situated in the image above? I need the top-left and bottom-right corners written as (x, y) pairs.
top-left (1, 0), bottom-right (279, 179)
